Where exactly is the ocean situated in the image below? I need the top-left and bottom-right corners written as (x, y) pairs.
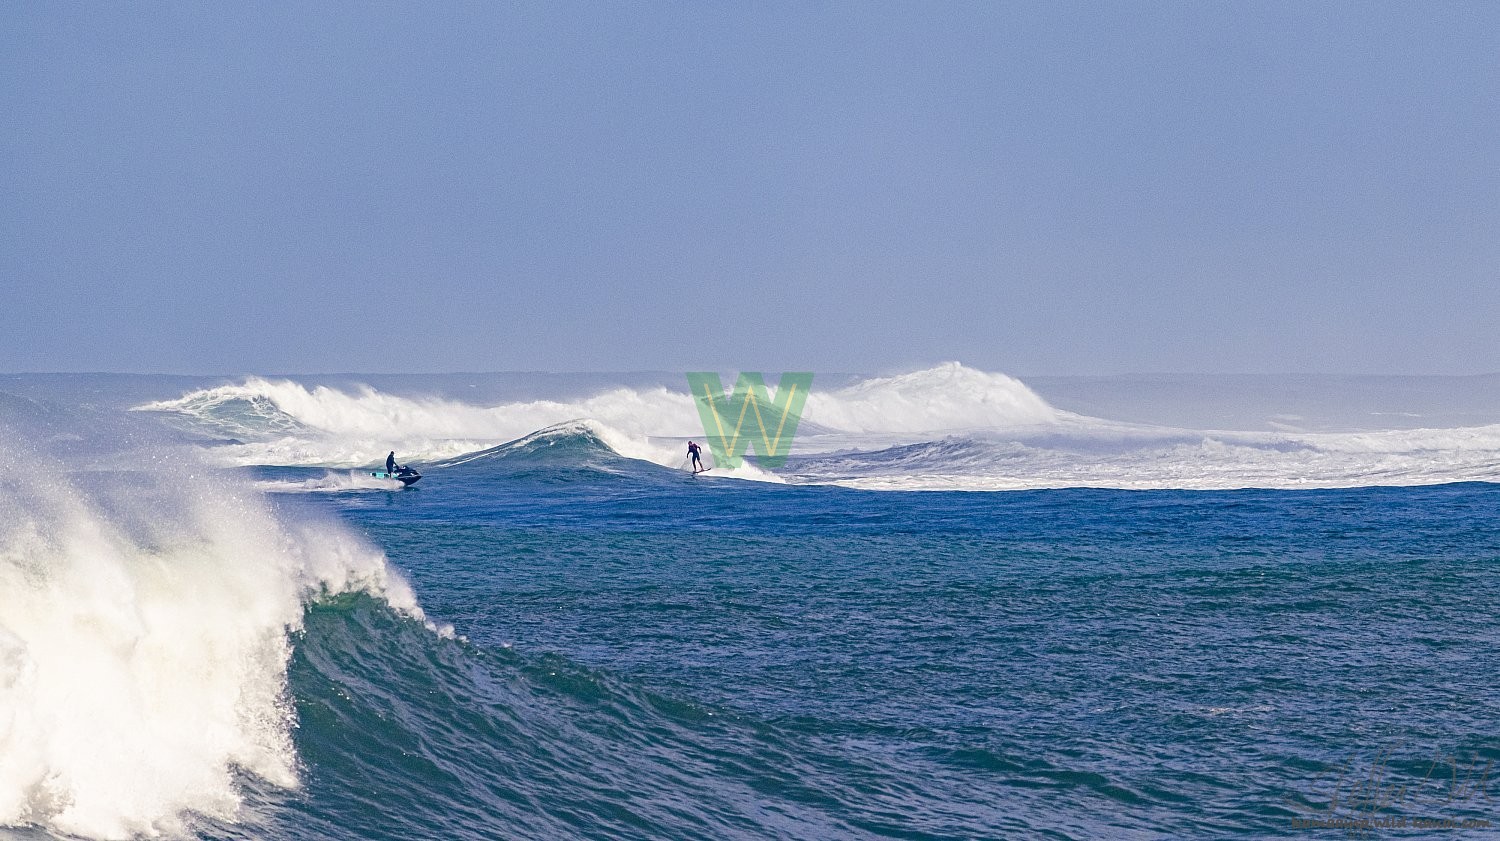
top-left (2, 366), bottom-right (1498, 839)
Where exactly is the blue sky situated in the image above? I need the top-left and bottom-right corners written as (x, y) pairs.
top-left (3, 2), bottom-right (1496, 374)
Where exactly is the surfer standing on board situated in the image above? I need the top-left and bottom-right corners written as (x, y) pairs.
top-left (687, 441), bottom-right (704, 474)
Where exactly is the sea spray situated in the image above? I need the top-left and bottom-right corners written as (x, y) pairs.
top-left (0, 445), bottom-right (441, 839)
top-left (801, 362), bottom-right (1056, 433)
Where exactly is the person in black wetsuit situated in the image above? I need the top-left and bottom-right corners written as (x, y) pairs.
top-left (687, 441), bottom-right (703, 473)
top-left (386, 451), bottom-right (397, 475)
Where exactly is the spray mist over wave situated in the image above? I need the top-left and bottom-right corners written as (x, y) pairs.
top-left (0, 444), bottom-right (447, 839)
top-left (801, 363), bottom-right (1056, 433)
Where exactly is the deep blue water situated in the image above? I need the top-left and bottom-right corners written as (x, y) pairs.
top-left (229, 442), bottom-right (1500, 839)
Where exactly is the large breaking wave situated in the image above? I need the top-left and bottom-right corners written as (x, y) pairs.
top-left (0, 444), bottom-right (448, 839)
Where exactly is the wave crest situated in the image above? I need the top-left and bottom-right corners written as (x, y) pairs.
top-left (0, 446), bottom-right (440, 839)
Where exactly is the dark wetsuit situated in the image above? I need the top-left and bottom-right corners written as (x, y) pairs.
top-left (687, 442), bottom-right (702, 471)
top-left (386, 452), bottom-right (397, 474)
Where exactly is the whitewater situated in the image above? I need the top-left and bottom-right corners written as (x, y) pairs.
top-left (0, 443), bottom-right (456, 839)
top-left (133, 363), bottom-right (1500, 491)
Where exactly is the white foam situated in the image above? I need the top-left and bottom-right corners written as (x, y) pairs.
top-left (133, 365), bottom-right (1500, 490)
top-left (134, 365), bottom-right (1057, 472)
top-left (255, 469), bottom-right (409, 494)
top-left (790, 422), bottom-right (1500, 491)
top-left (138, 378), bottom-right (703, 469)
top-left (0, 448), bottom-right (438, 839)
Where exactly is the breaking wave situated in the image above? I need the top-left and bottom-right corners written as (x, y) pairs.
top-left (132, 364), bottom-right (1500, 491)
top-left (0, 444), bottom-right (447, 839)
top-left (133, 364), bottom-right (1051, 477)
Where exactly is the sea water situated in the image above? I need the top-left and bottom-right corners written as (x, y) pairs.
top-left (2, 367), bottom-right (1497, 839)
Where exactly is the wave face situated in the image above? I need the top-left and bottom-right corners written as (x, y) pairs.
top-left (0, 445), bottom-right (440, 839)
top-left (226, 594), bottom-right (899, 841)
top-left (132, 365), bottom-right (1500, 490)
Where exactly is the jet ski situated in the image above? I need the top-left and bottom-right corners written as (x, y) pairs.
top-left (371, 465), bottom-right (422, 486)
